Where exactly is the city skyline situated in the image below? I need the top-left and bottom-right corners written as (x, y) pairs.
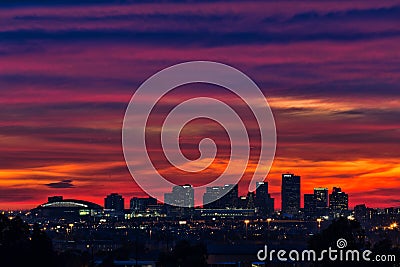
top-left (5, 175), bottom-right (397, 212)
top-left (1, 1), bottom-right (400, 210)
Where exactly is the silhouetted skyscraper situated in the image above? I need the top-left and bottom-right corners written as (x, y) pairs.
top-left (281, 173), bottom-right (300, 216)
top-left (314, 187), bottom-right (329, 216)
top-left (304, 193), bottom-right (316, 218)
top-left (203, 184), bottom-right (238, 209)
top-left (105, 193), bottom-right (124, 212)
top-left (329, 187), bottom-right (348, 216)
top-left (203, 186), bottom-right (224, 208)
top-left (354, 204), bottom-right (369, 226)
top-left (165, 184), bottom-right (194, 208)
top-left (255, 181), bottom-right (274, 216)
top-left (130, 196), bottom-right (157, 212)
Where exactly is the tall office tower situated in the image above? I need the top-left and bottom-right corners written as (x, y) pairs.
top-left (203, 184), bottom-right (238, 209)
top-left (314, 188), bottom-right (328, 208)
top-left (237, 192), bottom-right (254, 209)
top-left (304, 193), bottom-right (316, 218)
top-left (104, 193), bottom-right (125, 212)
top-left (246, 192), bottom-right (255, 209)
top-left (130, 196), bottom-right (157, 212)
top-left (203, 186), bottom-right (223, 208)
top-left (255, 181), bottom-right (275, 216)
top-left (314, 187), bottom-right (329, 216)
top-left (354, 204), bottom-right (369, 226)
top-left (281, 173), bottom-right (301, 216)
top-left (222, 184), bottom-right (238, 208)
top-left (164, 184), bottom-right (194, 208)
top-left (329, 187), bottom-right (348, 216)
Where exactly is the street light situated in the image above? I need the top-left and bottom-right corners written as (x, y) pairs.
top-left (266, 218), bottom-right (272, 229)
top-left (317, 218), bottom-right (322, 230)
top-left (266, 218), bottom-right (272, 240)
top-left (244, 220), bottom-right (250, 238)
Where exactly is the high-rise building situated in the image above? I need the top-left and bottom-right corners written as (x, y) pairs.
top-left (203, 186), bottom-right (223, 208)
top-left (238, 192), bottom-right (255, 209)
top-left (255, 181), bottom-right (274, 216)
top-left (164, 184), bottom-right (194, 208)
top-left (104, 193), bottom-right (124, 212)
top-left (314, 187), bottom-right (329, 216)
top-left (281, 173), bottom-right (300, 216)
top-left (354, 204), bottom-right (368, 225)
top-left (303, 193), bottom-right (316, 218)
top-left (329, 187), bottom-right (348, 210)
top-left (329, 187), bottom-right (348, 216)
top-left (203, 184), bottom-right (238, 209)
top-left (314, 187), bottom-right (328, 207)
top-left (220, 184), bottom-right (238, 208)
top-left (130, 196), bottom-right (157, 212)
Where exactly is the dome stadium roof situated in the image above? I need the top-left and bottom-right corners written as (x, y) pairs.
top-left (38, 199), bottom-right (103, 210)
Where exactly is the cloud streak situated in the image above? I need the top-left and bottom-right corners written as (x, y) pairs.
top-left (45, 179), bottom-right (75, 188)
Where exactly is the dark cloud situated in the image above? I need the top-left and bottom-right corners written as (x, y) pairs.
top-left (352, 188), bottom-right (400, 198)
top-left (285, 6), bottom-right (400, 23)
top-left (1, 4), bottom-right (399, 47)
top-left (45, 179), bottom-right (75, 188)
top-left (334, 110), bottom-right (365, 116)
top-left (1, 0), bottom-right (237, 5)
top-left (14, 13), bottom-right (241, 23)
top-left (1, 29), bottom-right (400, 47)
top-left (280, 129), bottom-right (400, 145)
top-left (0, 125), bottom-right (119, 141)
top-left (0, 73), bottom-right (136, 91)
top-left (0, 187), bottom-right (46, 203)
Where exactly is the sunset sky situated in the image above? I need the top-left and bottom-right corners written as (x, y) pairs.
top-left (0, 0), bottom-right (399, 210)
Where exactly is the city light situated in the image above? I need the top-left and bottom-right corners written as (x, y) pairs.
top-left (267, 218), bottom-right (272, 230)
top-left (316, 218), bottom-right (322, 229)
top-left (244, 219), bottom-right (250, 237)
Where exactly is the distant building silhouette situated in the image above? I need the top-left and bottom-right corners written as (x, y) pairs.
top-left (354, 204), bottom-right (368, 224)
top-left (164, 184), bottom-right (194, 208)
top-left (281, 173), bottom-right (300, 216)
top-left (304, 193), bottom-right (316, 218)
top-left (238, 192), bottom-right (255, 209)
top-left (203, 184), bottom-right (238, 209)
top-left (314, 187), bottom-right (329, 216)
top-left (203, 186), bottom-right (224, 208)
top-left (31, 196), bottom-right (102, 221)
top-left (104, 193), bottom-right (124, 212)
top-left (255, 181), bottom-right (274, 216)
top-left (329, 187), bottom-right (348, 217)
top-left (130, 196), bottom-right (157, 212)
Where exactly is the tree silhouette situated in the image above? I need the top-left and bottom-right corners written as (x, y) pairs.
top-left (31, 223), bottom-right (56, 267)
top-left (0, 214), bottom-right (32, 267)
top-left (158, 240), bottom-right (207, 267)
top-left (0, 214), bottom-right (57, 267)
top-left (308, 218), bottom-right (366, 267)
top-left (371, 239), bottom-right (400, 267)
top-left (308, 218), bottom-right (400, 267)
